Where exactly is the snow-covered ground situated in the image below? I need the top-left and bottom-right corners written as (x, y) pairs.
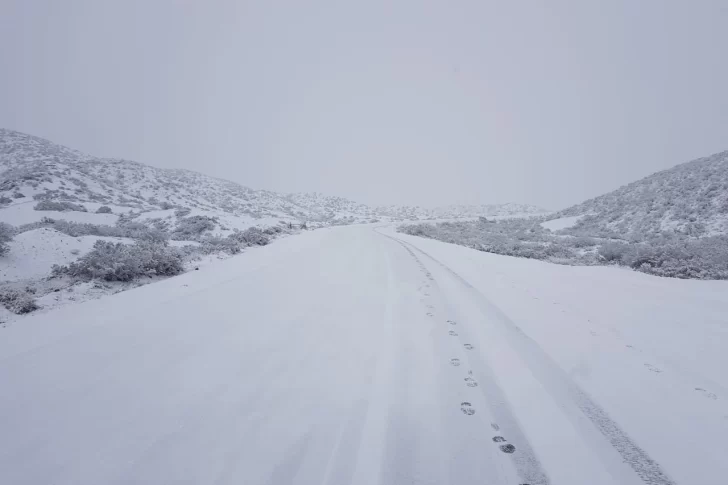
top-left (540, 214), bottom-right (583, 231)
top-left (0, 223), bottom-right (725, 484)
top-left (0, 201), bottom-right (119, 226)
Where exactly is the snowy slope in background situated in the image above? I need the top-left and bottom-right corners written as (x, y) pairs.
top-left (548, 150), bottom-right (728, 238)
top-left (0, 224), bottom-right (725, 484)
top-left (0, 128), bottom-right (547, 230)
top-left (0, 129), bottom-right (366, 226)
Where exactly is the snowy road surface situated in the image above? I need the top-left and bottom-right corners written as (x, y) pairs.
top-left (1, 225), bottom-right (727, 484)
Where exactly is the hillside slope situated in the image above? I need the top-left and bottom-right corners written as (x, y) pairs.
top-left (400, 149), bottom-right (728, 280)
top-left (0, 129), bottom-right (374, 228)
top-left (553, 150), bottom-right (728, 239)
top-left (0, 129), bottom-right (546, 228)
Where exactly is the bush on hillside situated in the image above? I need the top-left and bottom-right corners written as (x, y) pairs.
top-left (34, 200), bottom-right (88, 212)
top-left (598, 235), bottom-right (728, 280)
top-left (171, 215), bottom-right (218, 240)
top-left (0, 287), bottom-right (39, 314)
top-left (15, 218), bottom-right (168, 242)
top-left (228, 227), bottom-right (270, 246)
top-left (400, 218), bottom-right (728, 280)
top-left (117, 221), bottom-right (169, 242)
top-left (597, 242), bottom-right (630, 262)
top-left (53, 240), bottom-right (184, 282)
top-left (96, 206), bottom-right (112, 214)
top-left (0, 222), bottom-right (15, 256)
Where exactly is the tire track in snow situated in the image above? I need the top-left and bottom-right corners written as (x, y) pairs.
top-left (380, 231), bottom-right (550, 485)
top-left (391, 232), bottom-right (677, 485)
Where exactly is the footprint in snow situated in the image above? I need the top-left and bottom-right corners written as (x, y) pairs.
top-left (695, 388), bottom-right (718, 400)
top-left (449, 330), bottom-right (458, 336)
top-left (447, 320), bottom-right (457, 325)
top-left (499, 444), bottom-right (516, 453)
top-left (463, 344), bottom-right (474, 350)
top-left (464, 377), bottom-right (478, 387)
top-left (645, 363), bottom-right (663, 373)
top-left (491, 423), bottom-right (500, 431)
top-left (450, 358), bottom-right (461, 366)
top-left (426, 312), bottom-right (434, 317)
top-left (460, 402), bottom-right (475, 415)
top-left (492, 436), bottom-right (507, 443)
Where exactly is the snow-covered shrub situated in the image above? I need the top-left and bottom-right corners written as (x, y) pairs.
top-left (0, 165), bottom-right (46, 189)
top-left (618, 236), bottom-right (728, 280)
top-left (598, 242), bottom-right (630, 262)
top-left (0, 287), bottom-right (39, 314)
top-left (199, 236), bottom-right (243, 255)
top-left (96, 205), bottom-right (112, 214)
top-left (20, 218), bottom-right (169, 242)
top-left (568, 237), bottom-right (599, 248)
top-left (228, 227), bottom-right (270, 246)
top-left (34, 200), bottom-right (88, 212)
top-left (159, 201), bottom-right (174, 210)
top-left (175, 207), bottom-right (191, 217)
top-left (0, 222), bottom-right (14, 256)
top-left (171, 215), bottom-right (217, 240)
top-left (400, 218), bottom-right (728, 279)
top-left (12, 192), bottom-right (25, 199)
top-left (53, 240), bottom-right (184, 282)
top-left (145, 218), bottom-right (171, 232)
top-left (0, 195), bottom-right (11, 205)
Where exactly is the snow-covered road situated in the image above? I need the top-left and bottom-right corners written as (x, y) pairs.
top-left (1, 225), bottom-right (726, 484)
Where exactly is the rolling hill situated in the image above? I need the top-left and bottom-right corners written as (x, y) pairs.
top-left (551, 150), bottom-right (728, 240)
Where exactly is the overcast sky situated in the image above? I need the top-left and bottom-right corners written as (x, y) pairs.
top-left (1, 1), bottom-right (727, 210)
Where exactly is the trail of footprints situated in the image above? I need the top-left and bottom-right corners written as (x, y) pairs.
top-left (445, 317), bottom-right (518, 457)
top-left (404, 241), bottom-right (530, 484)
top-left (406, 242), bottom-right (526, 474)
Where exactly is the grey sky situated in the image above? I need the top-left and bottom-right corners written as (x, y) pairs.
top-left (1, 0), bottom-right (727, 210)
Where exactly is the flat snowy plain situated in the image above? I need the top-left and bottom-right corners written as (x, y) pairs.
top-left (1, 224), bottom-right (726, 484)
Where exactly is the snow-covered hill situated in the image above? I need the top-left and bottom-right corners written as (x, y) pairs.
top-left (550, 150), bottom-right (728, 239)
top-left (400, 149), bottom-right (728, 280)
top-left (0, 129), bottom-right (378, 230)
top-left (1, 129), bottom-right (546, 229)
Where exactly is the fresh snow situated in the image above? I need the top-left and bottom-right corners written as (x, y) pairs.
top-left (540, 215), bottom-right (583, 231)
top-left (1, 224), bottom-right (725, 484)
